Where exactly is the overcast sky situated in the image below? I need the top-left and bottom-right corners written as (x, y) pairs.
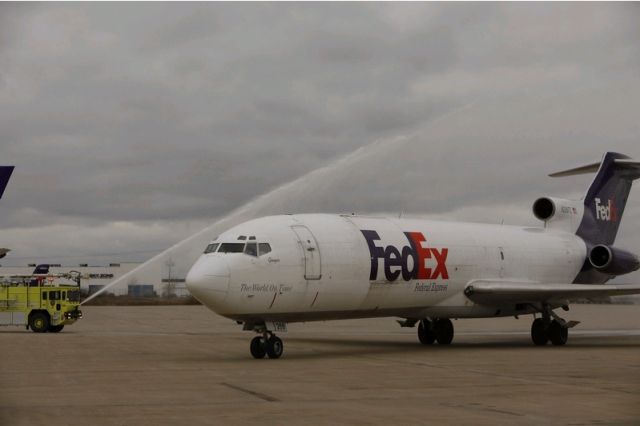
top-left (1, 3), bottom-right (639, 283)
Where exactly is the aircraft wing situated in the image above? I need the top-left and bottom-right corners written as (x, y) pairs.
top-left (464, 280), bottom-right (640, 305)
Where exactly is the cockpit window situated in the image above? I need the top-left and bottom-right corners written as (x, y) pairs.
top-left (209, 242), bottom-right (270, 256)
top-left (204, 243), bottom-right (219, 254)
top-left (238, 235), bottom-right (247, 241)
top-left (258, 243), bottom-right (272, 256)
top-left (218, 243), bottom-right (245, 253)
top-left (244, 242), bottom-right (258, 257)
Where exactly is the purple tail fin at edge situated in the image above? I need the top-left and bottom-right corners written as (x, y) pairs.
top-left (0, 166), bottom-right (14, 199)
top-left (575, 152), bottom-right (640, 246)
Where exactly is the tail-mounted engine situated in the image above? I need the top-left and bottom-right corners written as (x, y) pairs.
top-left (588, 244), bottom-right (640, 276)
top-left (532, 197), bottom-right (583, 232)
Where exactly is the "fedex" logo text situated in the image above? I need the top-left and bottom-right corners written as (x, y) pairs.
top-left (595, 198), bottom-right (618, 222)
top-left (361, 230), bottom-right (449, 282)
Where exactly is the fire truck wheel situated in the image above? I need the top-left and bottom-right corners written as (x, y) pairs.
top-left (48, 324), bottom-right (64, 333)
top-left (29, 312), bottom-right (49, 333)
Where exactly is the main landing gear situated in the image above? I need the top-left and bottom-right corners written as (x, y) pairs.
top-left (417, 318), bottom-right (454, 345)
top-left (250, 332), bottom-right (284, 359)
top-left (530, 304), bottom-right (578, 346)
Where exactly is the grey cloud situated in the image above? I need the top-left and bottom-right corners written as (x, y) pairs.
top-left (141, 7), bottom-right (219, 51)
top-left (0, 3), bottom-right (639, 272)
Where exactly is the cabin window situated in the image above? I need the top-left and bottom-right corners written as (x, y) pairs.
top-left (258, 243), bottom-right (272, 256)
top-left (49, 291), bottom-right (60, 300)
top-left (244, 243), bottom-right (258, 257)
top-left (62, 291), bottom-right (66, 300)
top-left (204, 243), bottom-right (219, 254)
top-left (238, 235), bottom-right (247, 241)
top-left (218, 243), bottom-right (245, 253)
top-left (42, 291), bottom-right (48, 301)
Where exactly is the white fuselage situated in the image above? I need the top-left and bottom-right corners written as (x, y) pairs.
top-left (186, 214), bottom-right (588, 323)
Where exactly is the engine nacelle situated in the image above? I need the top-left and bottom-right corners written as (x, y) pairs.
top-left (588, 245), bottom-right (640, 276)
top-left (532, 197), bottom-right (582, 231)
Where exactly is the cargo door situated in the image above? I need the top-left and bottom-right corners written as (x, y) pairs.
top-left (291, 225), bottom-right (322, 280)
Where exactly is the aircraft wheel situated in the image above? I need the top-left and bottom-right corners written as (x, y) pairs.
top-left (531, 318), bottom-right (548, 345)
top-left (434, 319), bottom-right (454, 345)
top-left (29, 312), bottom-right (49, 333)
top-left (266, 336), bottom-right (284, 359)
top-left (48, 324), bottom-right (64, 333)
top-left (417, 320), bottom-right (436, 344)
top-left (548, 320), bottom-right (568, 346)
top-left (250, 336), bottom-right (266, 359)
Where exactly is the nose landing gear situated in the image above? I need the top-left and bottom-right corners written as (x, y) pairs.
top-left (249, 332), bottom-right (284, 359)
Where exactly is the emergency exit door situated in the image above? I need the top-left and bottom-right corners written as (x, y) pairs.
top-left (291, 225), bottom-right (322, 280)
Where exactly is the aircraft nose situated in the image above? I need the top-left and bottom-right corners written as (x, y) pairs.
top-left (186, 256), bottom-right (230, 308)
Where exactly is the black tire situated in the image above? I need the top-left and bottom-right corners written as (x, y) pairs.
top-left (266, 336), bottom-right (284, 359)
top-left (434, 319), bottom-right (454, 345)
top-left (548, 320), bottom-right (568, 346)
top-left (29, 312), bottom-right (49, 333)
top-left (418, 320), bottom-right (436, 344)
top-left (48, 324), bottom-right (64, 333)
top-left (531, 318), bottom-right (548, 345)
top-left (250, 336), bottom-right (266, 359)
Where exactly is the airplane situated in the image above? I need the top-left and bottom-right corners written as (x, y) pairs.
top-left (0, 166), bottom-right (14, 259)
top-left (186, 152), bottom-right (640, 359)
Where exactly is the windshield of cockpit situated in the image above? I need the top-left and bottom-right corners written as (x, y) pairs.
top-left (203, 236), bottom-right (272, 257)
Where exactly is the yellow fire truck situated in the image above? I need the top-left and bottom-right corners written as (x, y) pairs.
top-left (0, 266), bottom-right (83, 332)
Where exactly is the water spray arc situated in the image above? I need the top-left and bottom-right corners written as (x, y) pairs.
top-left (81, 104), bottom-right (473, 305)
top-left (81, 136), bottom-right (418, 304)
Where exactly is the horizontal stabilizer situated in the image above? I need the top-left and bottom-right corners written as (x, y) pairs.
top-left (549, 155), bottom-right (640, 180)
top-left (612, 159), bottom-right (640, 179)
top-left (548, 162), bottom-right (601, 177)
top-left (0, 166), bottom-right (14, 199)
top-left (464, 280), bottom-right (640, 305)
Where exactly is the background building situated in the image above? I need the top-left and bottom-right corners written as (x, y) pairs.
top-left (0, 262), bottom-right (189, 297)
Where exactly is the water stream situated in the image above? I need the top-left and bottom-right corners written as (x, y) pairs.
top-left (81, 104), bottom-right (472, 304)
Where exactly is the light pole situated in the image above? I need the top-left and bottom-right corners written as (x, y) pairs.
top-left (165, 258), bottom-right (175, 298)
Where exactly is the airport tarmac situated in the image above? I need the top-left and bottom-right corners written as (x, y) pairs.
top-left (1, 304), bottom-right (639, 426)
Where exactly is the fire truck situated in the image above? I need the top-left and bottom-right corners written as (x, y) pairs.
top-left (0, 265), bottom-right (83, 332)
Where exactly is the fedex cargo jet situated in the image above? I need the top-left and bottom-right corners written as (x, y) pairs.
top-left (186, 152), bottom-right (640, 359)
top-left (0, 166), bottom-right (14, 259)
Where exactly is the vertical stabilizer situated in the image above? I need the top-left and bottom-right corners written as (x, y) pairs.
top-left (550, 152), bottom-right (640, 245)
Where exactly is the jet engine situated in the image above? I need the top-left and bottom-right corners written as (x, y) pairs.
top-left (588, 244), bottom-right (640, 276)
top-left (532, 197), bottom-right (557, 221)
top-left (532, 197), bottom-right (582, 231)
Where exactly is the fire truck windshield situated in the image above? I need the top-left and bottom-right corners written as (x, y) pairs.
top-left (67, 290), bottom-right (80, 302)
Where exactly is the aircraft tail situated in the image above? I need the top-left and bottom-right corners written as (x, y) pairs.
top-left (0, 166), bottom-right (14, 199)
top-left (550, 152), bottom-right (640, 245)
top-left (33, 264), bottom-right (51, 275)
